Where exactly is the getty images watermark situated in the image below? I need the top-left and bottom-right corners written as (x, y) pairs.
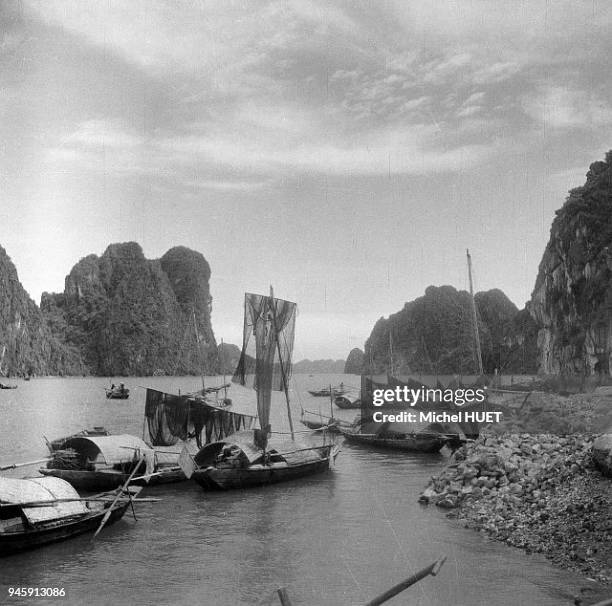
top-left (369, 386), bottom-right (503, 424)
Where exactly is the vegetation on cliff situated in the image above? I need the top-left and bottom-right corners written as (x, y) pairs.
top-left (364, 285), bottom-right (537, 376)
top-left (344, 347), bottom-right (365, 374)
top-left (529, 151), bottom-right (612, 376)
top-left (0, 245), bottom-right (84, 376)
top-left (40, 243), bottom-right (217, 376)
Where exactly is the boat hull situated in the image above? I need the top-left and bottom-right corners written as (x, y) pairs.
top-left (39, 467), bottom-right (186, 490)
top-left (191, 448), bottom-right (333, 490)
top-left (105, 391), bottom-right (129, 399)
top-left (0, 502), bottom-right (129, 556)
top-left (334, 399), bottom-right (361, 409)
top-left (339, 430), bottom-right (446, 453)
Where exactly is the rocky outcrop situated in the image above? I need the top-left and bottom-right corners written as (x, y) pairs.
top-left (420, 432), bottom-right (612, 583)
top-left (344, 348), bottom-right (365, 374)
top-left (528, 151), bottom-right (612, 375)
top-left (365, 285), bottom-right (537, 376)
top-left (41, 242), bottom-right (217, 376)
top-left (0, 245), bottom-right (84, 376)
top-left (593, 434), bottom-right (612, 477)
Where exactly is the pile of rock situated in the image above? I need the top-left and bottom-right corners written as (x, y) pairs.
top-left (419, 433), bottom-right (612, 583)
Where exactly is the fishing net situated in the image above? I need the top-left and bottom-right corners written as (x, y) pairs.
top-left (145, 389), bottom-right (254, 446)
top-left (232, 293), bottom-right (297, 432)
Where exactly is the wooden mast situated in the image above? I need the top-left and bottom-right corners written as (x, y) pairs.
top-left (466, 249), bottom-right (484, 376)
top-left (269, 286), bottom-right (295, 440)
top-left (192, 309), bottom-right (206, 391)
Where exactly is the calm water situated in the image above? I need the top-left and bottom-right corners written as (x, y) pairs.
top-left (0, 375), bottom-right (590, 606)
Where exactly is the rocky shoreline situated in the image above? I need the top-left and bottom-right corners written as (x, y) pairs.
top-left (419, 430), bottom-right (612, 601)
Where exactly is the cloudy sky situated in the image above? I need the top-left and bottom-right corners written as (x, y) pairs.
top-left (1, 1), bottom-right (611, 359)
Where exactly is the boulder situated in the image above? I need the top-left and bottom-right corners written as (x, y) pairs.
top-left (592, 434), bottom-right (612, 477)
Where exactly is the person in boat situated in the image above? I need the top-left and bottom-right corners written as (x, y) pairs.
top-left (119, 383), bottom-right (125, 394)
top-left (110, 383), bottom-right (116, 390)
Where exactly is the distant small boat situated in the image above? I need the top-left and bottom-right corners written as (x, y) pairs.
top-left (308, 384), bottom-right (347, 397)
top-left (105, 385), bottom-right (129, 399)
top-left (299, 408), bottom-right (353, 433)
top-left (0, 476), bottom-right (141, 556)
top-left (0, 383), bottom-right (17, 390)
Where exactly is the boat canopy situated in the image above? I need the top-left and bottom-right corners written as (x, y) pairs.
top-left (0, 476), bottom-right (87, 524)
top-left (60, 434), bottom-right (149, 466)
top-left (193, 430), bottom-right (319, 465)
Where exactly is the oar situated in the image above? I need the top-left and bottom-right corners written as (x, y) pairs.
top-left (1, 497), bottom-right (161, 508)
top-left (92, 455), bottom-right (144, 539)
top-left (363, 556), bottom-right (446, 606)
top-left (0, 457), bottom-right (51, 471)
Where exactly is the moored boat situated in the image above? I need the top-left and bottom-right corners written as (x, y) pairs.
top-left (0, 383), bottom-right (17, 390)
top-left (190, 431), bottom-right (335, 490)
top-left (334, 390), bottom-right (361, 409)
top-left (338, 417), bottom-right (459, 453)
top-left (0, 476), bottom-right (140, 555)
top-left (185, 290), bottom-right (339, 491)
top-left (39, 434), bottom-right (186, 490)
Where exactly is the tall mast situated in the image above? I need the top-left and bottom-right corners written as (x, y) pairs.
top-left (192, 308), bottom-right (206, 391)
top-left (221, 338), bottom-right (227, 399)
top-left (269, 286), bottom-right (295, 440)
top-left (466, 249), bottom-right (484, 376)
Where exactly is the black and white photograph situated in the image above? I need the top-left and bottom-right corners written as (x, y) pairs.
top-left (1, 1), bottom-right (611, 604)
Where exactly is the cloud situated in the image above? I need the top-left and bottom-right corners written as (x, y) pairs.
top-left (523, 86), bottom-right (612, 129)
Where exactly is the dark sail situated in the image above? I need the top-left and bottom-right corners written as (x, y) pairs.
top-left (232, 292), bottom-right (297, 435)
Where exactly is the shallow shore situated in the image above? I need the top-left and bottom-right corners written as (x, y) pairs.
top-left (419, 430), bottom-right (611, 602)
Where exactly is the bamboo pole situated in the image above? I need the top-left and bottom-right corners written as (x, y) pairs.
top-left (1, 497), bottom-right (161, 508)
top-left (363, 556), bottom-right (446, 606)
top-left (0, 457), bottom-right (51, 471)
top-left (92, 456), bottom-right (144, 539)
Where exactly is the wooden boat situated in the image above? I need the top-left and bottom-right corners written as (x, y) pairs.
top-left (299, 408), bottom-right (353, 433)
top-left (334, 390), bottom-right (361, 409)
top-left (47, 427), bottom-right (110, 451)
top-left (185, 290), bottom-right (338, 491)
top-left (190, 431), bottom-right (335, 490)
top-left (39, 434), bottom-right (188, 490)
top-left (0, 383), bottom-right (17, 390)
top-left (105, 384), bottom-right (129, 399)
top-left (0, 476), bottom-right (140, 555)
top-left (308, 384), bottom-right (346, 397)
top-left (338, 417), bottom-right (458, 453)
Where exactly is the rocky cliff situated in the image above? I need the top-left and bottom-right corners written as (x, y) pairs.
top-left (41, 243), bottom-right (217, 376)
top-left (0, 245), bottom-right (84, 376)
top-left (365, 285), bottom-right (538, 376)
top-left (344, 348), bottom-right (365, 374)
top-left (528, 151), bottom-right (612, 375)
